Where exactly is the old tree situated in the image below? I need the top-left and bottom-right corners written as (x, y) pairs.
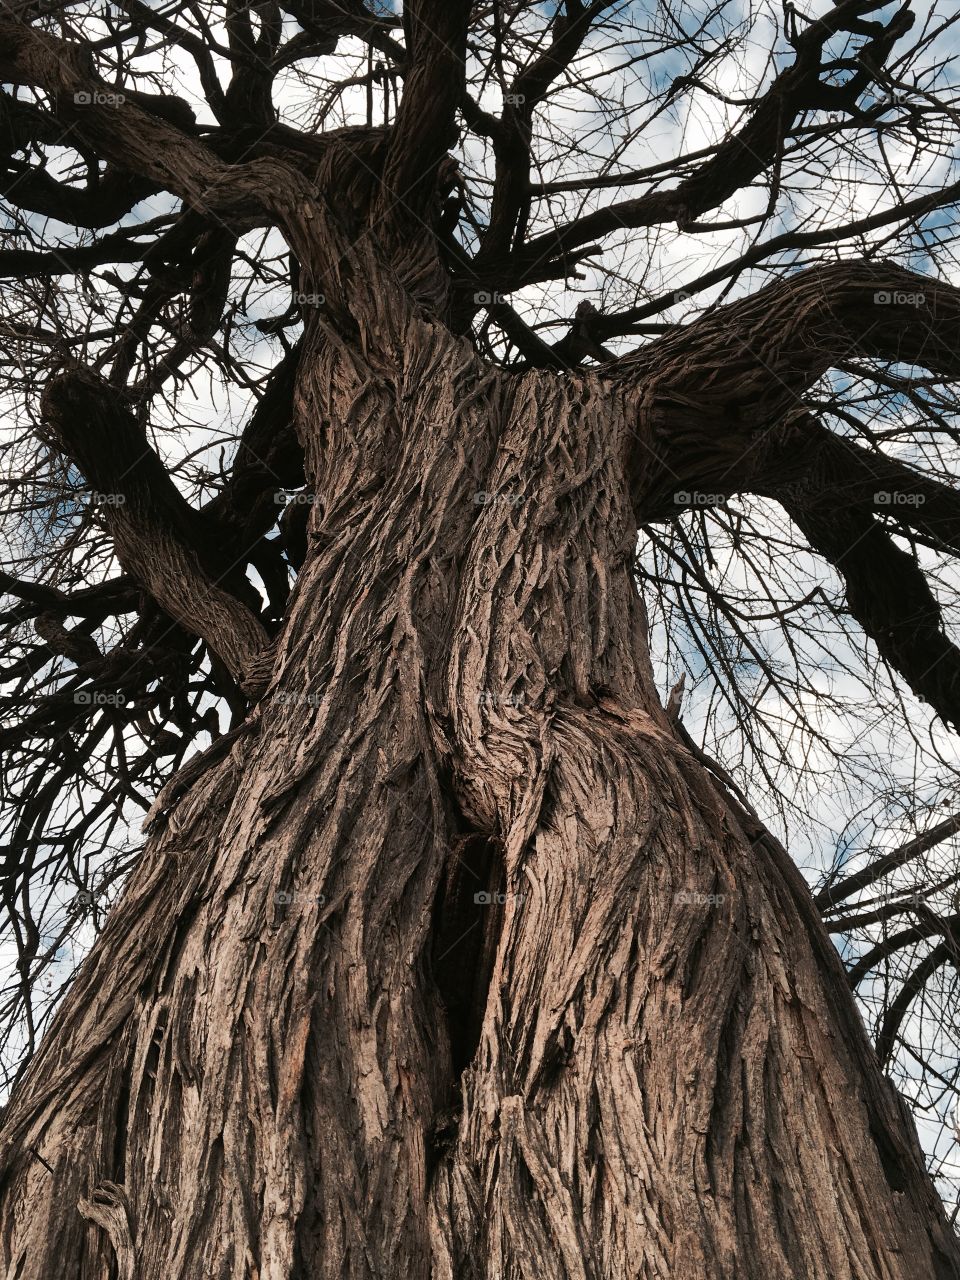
top-left (3, 0), bottom-right (960, 1275)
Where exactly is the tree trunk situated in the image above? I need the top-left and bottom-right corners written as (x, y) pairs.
top-left (1, 271), bottom-right (958, 1280)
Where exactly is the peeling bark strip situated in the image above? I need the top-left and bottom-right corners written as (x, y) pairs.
top-left (0, 291), bottom-right (958, 1278)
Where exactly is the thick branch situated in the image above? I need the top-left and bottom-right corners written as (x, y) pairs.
top-left (1, 158), bottom-right (158, 229)
top-left (588, 177), bottom-right (960, 338)
top-left (378, 0), bottom-right (469, 219)
top-left (202, 342), bottom-right (304, 541)
top-left (0, 19), bottom-right (292, 231)
top-left (620, 261), bottom-right (960, 516)
top-left (0, 223), bottom-right (166, 277)
top-left (475, 0), bottom-right (618, 266)
top-left (0, 572), bottom-right (136, 623)
top-left (875, 940), bottom-right (957, 1066)
top-left (617, 264), bottom-right (960, 730)
top-left (115, 0), bottom-right (226, 118)
top-left (785, 500), bottom-right (960, 729)
top-left (40, 368), bottom-right (270, 690)
top-left (0, 19), bottom-right (399, 314)
top-left (847, 912), bottom-right (960, 989)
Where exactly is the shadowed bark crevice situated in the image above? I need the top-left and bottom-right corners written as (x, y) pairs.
top-left (431, 832), bottom-right (503, 1087)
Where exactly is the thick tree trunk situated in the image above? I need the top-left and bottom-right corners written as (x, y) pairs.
top-left (1, 281), bottom-right (958, 1280)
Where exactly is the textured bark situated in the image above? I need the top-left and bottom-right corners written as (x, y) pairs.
top-left (0, 254), bottom-right (958, 1280)
top-left (2, 21), bottom-right (960, 1270)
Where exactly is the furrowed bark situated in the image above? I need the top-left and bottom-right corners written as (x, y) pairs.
top-left (2, 21), bottom-right (960, 1274)
top-left (0, 273), bottom-right (504, 1279)
top-left (1, 267), bottom-right (957, 1278)
top-left (430, 369), bottom-right (959, 1280)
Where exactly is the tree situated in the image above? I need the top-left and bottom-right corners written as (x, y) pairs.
top-left (1, 0), bottom-right (960, 1274)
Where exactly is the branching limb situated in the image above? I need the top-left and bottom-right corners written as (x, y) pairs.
top-left (39, 368), bottom-right (271, 690)
top-left (816, 812), bottom-right (960, 914)
top-left (508, 0), bottom-right (915, 282)
top-left (377, 0), bottom-right (470, 222)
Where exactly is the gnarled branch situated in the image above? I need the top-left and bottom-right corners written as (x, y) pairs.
top-left (40, 368), bottom-right (271, 690)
